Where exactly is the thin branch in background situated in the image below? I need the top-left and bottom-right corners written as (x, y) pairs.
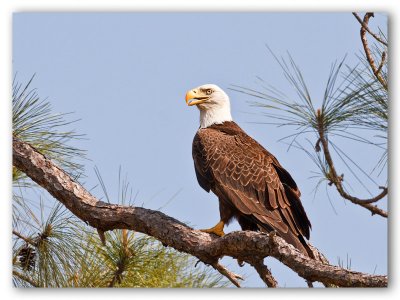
top-left (352, 13), bottom-right (388, 46)
top-left (357, 13), bottom-right (388, 90)
top-left (329, 141), bottom-right (379, 190)
top-left (232, 36), bottom-right (387, 217)
top-left (13, 270), bottom-right (39, 287)
top-left (12, 230), bottom-right (36, 246)
top-left (339, 63), bottom-right (387, 174)
top-left (376, 51), bottom-right (387, 74)
top-left (315, 111), bottom-right (387, 216)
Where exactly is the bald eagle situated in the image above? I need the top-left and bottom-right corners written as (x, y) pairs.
top-left (186, 84), bottom-right (313, 258)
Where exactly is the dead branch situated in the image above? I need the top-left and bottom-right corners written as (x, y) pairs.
top-left (315, 112), bottom-right (388, 218)
top-left (352, 13), bottom-right (388, 46)
top-left (12, 137), bottom-right (387, 287)
top-left (358, 13), bottom-right (388, 90)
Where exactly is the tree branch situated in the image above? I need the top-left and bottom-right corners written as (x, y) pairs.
top-left (12, 230), bottom-right (36, 246)
top-left (247, 258), bottom-right (278, 287)
top-left (316, 111), bottom-right (388, 218)
top-left (352, 12), bottom-right (388, 46)
top-left (357, 12), bottom-right (388, 90)
top-left (212, 262), bottom-right (243, 287)
top-left (12, 137), bottom-right (387, 287)
top-left (376, 51), bottom-right (387, 74)
top-left (13, 270), bottom-right (39, 287)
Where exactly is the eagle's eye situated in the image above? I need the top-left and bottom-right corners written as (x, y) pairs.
top-left (206, 89), bottom-right (213, 95)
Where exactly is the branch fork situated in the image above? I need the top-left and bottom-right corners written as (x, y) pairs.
top-left (315, 108), bottom-right (387, 217)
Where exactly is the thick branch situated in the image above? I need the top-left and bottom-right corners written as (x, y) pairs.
top-left (316, 112), bottom-right (388, 218)
top-left (358, 13), bottom-right (388, 90)
top-left (12, 137), bottom-right (387, 287)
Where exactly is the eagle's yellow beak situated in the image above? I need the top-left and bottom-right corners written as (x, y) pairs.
top-left (185, 89), bottom-right (208, 106)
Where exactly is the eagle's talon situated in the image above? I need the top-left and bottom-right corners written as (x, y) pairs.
top-left (200, 228), bottom-right (225, 237)
top-left (200, 221), bottom-right (225, 237)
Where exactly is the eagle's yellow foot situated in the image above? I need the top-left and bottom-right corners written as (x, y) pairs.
top-left (200, 221), bottom-right (225, 237)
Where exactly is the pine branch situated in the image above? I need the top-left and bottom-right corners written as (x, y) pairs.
top-left (316, 111), bottom-right (388, 217)
top-left (12, 137), bottom-right (387, 287)
top-left (352, 13), bottom-right (388, 46)
top-left (247, 258), bottom-right (278, 287)
top-left (13, 270), bottom-right (39, 287)
top-left (357, 13), bottom-right (388, 90)
top-left (12, 230), bottom-right (36, 246)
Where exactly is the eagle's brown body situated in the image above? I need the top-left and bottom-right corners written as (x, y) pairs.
top-left (192, 121), bottom-right (313, 257)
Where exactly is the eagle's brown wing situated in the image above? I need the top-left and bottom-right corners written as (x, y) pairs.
top-left (192, 122), bottom-right (311, 252)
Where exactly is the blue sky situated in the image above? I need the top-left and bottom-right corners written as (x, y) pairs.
top-left (13, 12), bottom-right (388, 287)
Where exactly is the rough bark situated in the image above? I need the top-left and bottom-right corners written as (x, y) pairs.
top-left (352, 12), bottom-right (388, 46)
top-left (12, 137), bottom-right (387, 287)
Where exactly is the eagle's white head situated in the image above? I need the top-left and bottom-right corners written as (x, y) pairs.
top-left (185, 84), bottom-right (233, 128)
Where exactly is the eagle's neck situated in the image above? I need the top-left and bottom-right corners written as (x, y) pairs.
top-left (199, 106), bottom-right (233, 128)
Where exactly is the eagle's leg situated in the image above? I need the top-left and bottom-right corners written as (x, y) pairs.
top-left (200, 221), bottom-right (225, 237)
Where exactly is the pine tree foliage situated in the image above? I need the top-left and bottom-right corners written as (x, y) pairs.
top-left (12, 76), bottom-right (227, 288)
top-left (74, 229), bottom-right (226, 288)
top-left (12, 75), bottom-right (86, 185)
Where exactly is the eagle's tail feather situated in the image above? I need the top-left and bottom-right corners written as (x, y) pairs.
top-left (258, 223), bottom-right (315, 259)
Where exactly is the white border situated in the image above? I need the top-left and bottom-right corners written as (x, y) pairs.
top-left (1, 1), bottom-right (397, 299)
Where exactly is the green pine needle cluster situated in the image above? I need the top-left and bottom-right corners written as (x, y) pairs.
top-left (12, 200), bottom-right (227, 288)
top-left (12, 75), bottom-right (86, 185)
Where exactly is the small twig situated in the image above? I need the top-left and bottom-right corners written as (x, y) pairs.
top-left (97, 228), bottom-right (107, 246)
top-left (358, 13), bottom-right (388, 90)
top-left (248, 258), bottom-right (278, 287)
top-left (12, 230), bottom-right (37, 246)
top-left (13, 270), bottom-right (39, 287)
top-left (352, 13), bottom-right (388, 46)
top-left (376, 51), bottom-right (387, 74)
top-left (212, 262), bottom-right (243, 288)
